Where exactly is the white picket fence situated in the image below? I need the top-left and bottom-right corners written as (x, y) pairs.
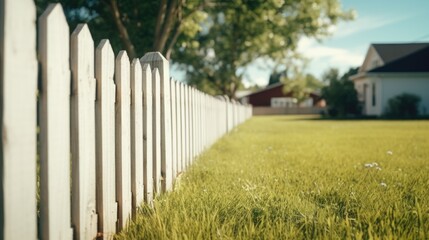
top-left (0, 1), bottom-right (252, 240)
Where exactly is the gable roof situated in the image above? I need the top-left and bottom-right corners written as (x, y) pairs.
top-left (369, 46), bottom-right (429, 73)
top-left (352, 42), bottom-right (429, 80)
top-left (372, 43), bottom-right (429, 64)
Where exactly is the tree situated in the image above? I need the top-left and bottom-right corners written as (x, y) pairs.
top-left (177, 0), bottom-right (354, 98)
top-left (282, 73), bottom-right (323, 104)
top-left (321, 67), bottom-right (360, 116)
top-left (35, 0), bottom-right (208, 59)
top-left (35, 0), bottom-right (353, 98)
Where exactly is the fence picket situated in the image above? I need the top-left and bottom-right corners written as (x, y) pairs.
top-left (180, 83), bottom-right (186, 173)
top-left (150, 68), bottom-right (162, 194)
top-left (175, 81), bottom-right (182, 176)
top-left (141, 64), bottom-right (154, 203)
top-left (95, 39), bottom-right (117, 239)
top-left (185, 85), bottom-right (191, 168)
top-left (115, 51), bottom-right (132, 230)
top-left (0, 0), bottom-right (38, 238)
top-left (39, 4), bottom-right (73, 240)
top-left (170, 78), bottom-right (177, 180)
top-left (70, 24), bottom-right (98, 240)
top-left (130, 59), bottom-right (144, 217)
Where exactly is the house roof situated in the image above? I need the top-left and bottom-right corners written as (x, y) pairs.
top-left (372, 43), bottom-right (429, 64)
top-left (351, 43), bottom-right (429, 80)
top-left (240, 82), bottom-right (284, 98)
top-left (369, 46), bottom-right (429, 73)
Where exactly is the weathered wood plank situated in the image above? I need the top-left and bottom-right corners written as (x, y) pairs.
top-left (39, 4), bottom-right (73, 240)
top-left (189, 88), bottom-right (193, 161)
top-left (170, 79), bottom-right (177, 180)
top-left (140, 53), bottom-right (173, 192)
top-left (179, 83), bottom-right (186, 173)
top-left (141, 63), bottom-right (154, 203)
top-left (115, 51), bottom-right (132, 231)
top-left (70, 24), bottom-right (98, 240)
top-left (175, 81), bottom-right (182, 176)
top-left (130, 58), bottom-right (144, 216)
top-left (185, 85), bottom-right (190, 168)
top-left (151, 68), bottom-right (162, 195)
top-left (0, 0), bottom-right (38, 238)
top-left (95, 39), bottom-right (117, 239)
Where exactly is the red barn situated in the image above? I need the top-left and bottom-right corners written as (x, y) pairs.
top-left (241, 83), bottom-right (325, 107)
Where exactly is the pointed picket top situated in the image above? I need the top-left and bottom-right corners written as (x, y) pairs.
top-left (141, 62), bottom-right (154, 204)
top-left (95, 38), bottom-right (117, 239)
top-left (115, 50), bottom-right (132, 231)
top-left (96, 40), bottom-right (115, 87)
top-left (130, 57), bottom-right (144, 217)
top-left (70, 21), bottom-right (97, 240)
top-left (71, 24), bottom-right (94, 93)
top-left (39, 3), bottom-right (68, 26)
top-left (38, 3), bottom-right (73, 240)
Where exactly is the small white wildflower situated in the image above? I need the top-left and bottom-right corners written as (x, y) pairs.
top-left (372, 162), bottom-right (378, 167)
top-left (380, 182), bottom-right (387, 187)
top-left (387, 151), bottom-right (393, 155)
top-left (364, 163), bottom-right (374, 168)
top-left (375, 167), bottom-right (382, 171)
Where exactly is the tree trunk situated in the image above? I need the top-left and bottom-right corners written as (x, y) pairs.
top-left (109, 0), bottom-right (136, 59)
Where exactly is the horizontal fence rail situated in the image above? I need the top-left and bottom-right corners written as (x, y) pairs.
top-left (0, 1), bottom-right (252, 239)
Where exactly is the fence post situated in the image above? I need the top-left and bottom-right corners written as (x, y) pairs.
top-left (115, 51), bottom-right (132, 231)
top-left (140, 53), bottom-right (173, 192)
top-left (0, 0), bottom-right (38, 238)
top-left (130, 59), bottom-right (144, 217)
top-left (70, 24), bottom-right (98, 240)
top-left (39, 4), bottom-right (73, 240)
top-left (95, 39), bottom-right (117, 238)
top-left (141, 63), bottom-right (154, 203)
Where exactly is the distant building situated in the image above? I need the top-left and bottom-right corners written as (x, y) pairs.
top-left (351, 43), bottom-right (429, 116)
top-left (239, 82), bottom-right (325, 115)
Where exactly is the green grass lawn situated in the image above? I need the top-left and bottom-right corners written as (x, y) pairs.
top-left (117, 116), bottom-right (429, 239)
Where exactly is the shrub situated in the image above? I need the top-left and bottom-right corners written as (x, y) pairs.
top-left (385, 93), bottom-right (421, 117)
top-left (321, 68), bottom-right (361, 117)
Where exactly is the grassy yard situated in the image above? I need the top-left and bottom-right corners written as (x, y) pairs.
top-left (117, 116), bottom-right (429, 239)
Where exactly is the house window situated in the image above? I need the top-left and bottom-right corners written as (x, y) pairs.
top-left (372, 83), bottom-right (376, 106)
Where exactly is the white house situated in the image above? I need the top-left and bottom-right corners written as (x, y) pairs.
top-left (350, 43), bottom-right (429, 116)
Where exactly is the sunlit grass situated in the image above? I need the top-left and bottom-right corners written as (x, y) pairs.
top-left (117, 115), bottom-right (429, 239)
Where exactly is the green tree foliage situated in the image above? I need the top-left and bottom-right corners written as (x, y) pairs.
top-left (36, 0), bottom-right (353, 98)
top-left (176, 0), bottom-right (354, 98)
top-left (385, 93), bottom-right (421, 117)
top-left (321, 67), bottom-right (360, 116)
top-left (35, 0), bottom-right (208, 59)
top-left (282, 73), bottom-right (322, 104)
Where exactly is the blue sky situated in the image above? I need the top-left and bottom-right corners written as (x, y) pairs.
top-left (242, 0), bottom-right (429, 87)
